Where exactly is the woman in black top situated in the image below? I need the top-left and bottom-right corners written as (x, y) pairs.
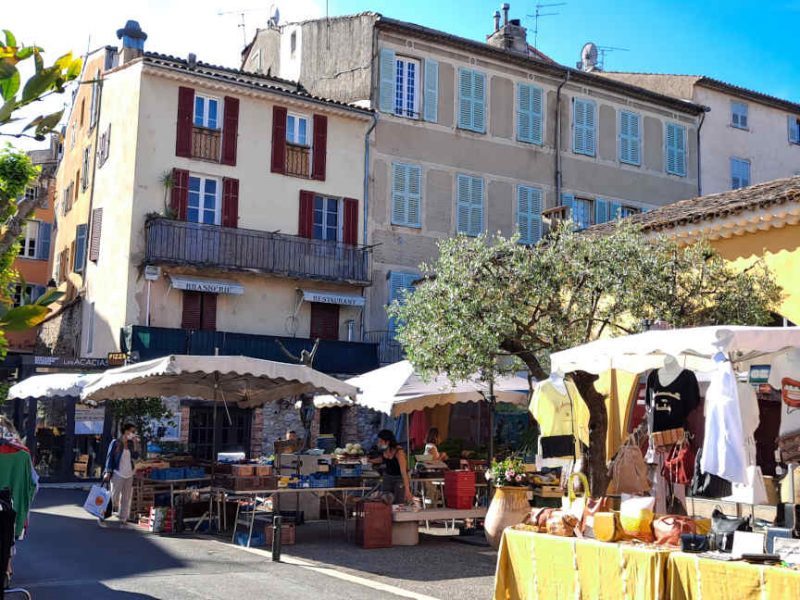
top-left (370, 430), bottom-right (412, 504)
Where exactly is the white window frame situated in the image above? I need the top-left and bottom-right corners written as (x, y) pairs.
top-left (193, 94), bottom-right (220, 130)
top-left (286, 112), bottom-right (311, 147)
top-left (731, 101), bottom-right (748, 130)
top-left (12, 284), bottom-right (34, 308)
top-left (19, 220), bottom-right (39, 258)
top-left (391, 162), bottom-right (422, 228)
top-left (730, 157), bottom-right (751, 190)
top-left (187, 174), bottom-right (221, 225)
top-left (312, 194), bottom-right (343, 242)
top-left (394, 56), bottom-right (420, 119)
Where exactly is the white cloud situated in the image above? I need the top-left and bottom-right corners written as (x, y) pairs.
top-left (2, 0), bottom-right (325, 149)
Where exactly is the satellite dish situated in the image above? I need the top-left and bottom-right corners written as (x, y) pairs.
top-left (269, 4), bottom-right (280, 27)
top-left (580, 42), bottom-right (599, 71)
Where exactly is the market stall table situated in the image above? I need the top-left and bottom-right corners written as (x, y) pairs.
top-left (392, 507), bottom-right (488, 542)
top-left (494, 528), bottom-right (672, 600)
top-left (667, 551), bottom-right (800, 600)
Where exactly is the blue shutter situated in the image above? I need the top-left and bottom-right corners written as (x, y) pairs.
top-left (391, 163), bottom-right (408, 225)
top-left (609, 202), bottom-right (622, 221)
top-left (458, 68), bottom-right (472, 130)
top-left (517, 185), bottom-right (542, 244)
top-left (36, 222), bottom-right (52, 261)
top-left (378, 48), bottom-right (397, 114)
top-left (388, 272), bottom-right (417, 335)
top-left (423, 59), bottom-right (439, 123)
top-left (471, 176), bottom-right (484, 235)
top-left (457, 174), bottom-right (483, 235)
top-left (517, 84), bottom-right (543, 144)
top-left (562, 193), bottom-right (576, 226)
top-left (32, 285), bottom-right (46, 302)
top-left (458, 69), bottom-right (485, 133)
top-left (74, 224), bottom-right (88, 273)
top-left (407, 164), bottom-right (422, 227)
top-left (666, 123), bottom-right (686, 176)
top-left (789, 116), bottom-right (800, 144)
top-left (472, 71), bottom-right (486, 133)
top-left (730, 158), bottom-right (751, 189)
top-left (573, 99), bottom-right (596, 156)
top-left (619, 111), bottom-right (640, 165)
top-left (594, 198), bottom-right (609, 225)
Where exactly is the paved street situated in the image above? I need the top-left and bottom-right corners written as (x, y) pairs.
top-left (9, 489), bottom-right (497, 600)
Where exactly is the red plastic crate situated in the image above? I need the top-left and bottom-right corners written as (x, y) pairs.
top-left (444, 470), bottom-right (476, 509)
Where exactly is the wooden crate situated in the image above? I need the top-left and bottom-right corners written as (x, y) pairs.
top-left (265, 523), bottom-right (295, 546)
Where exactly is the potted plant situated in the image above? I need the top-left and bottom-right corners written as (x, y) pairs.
top-left (484, 456), bottom-right (530, 549)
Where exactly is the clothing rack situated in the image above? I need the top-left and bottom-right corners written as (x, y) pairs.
top-left (0, 421), bottom-right (32, 600)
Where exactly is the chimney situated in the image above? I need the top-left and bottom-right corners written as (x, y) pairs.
top-left (116, 20), bottom-right (147, 64)
top-left (187, 53), bottom-right (197, 69)
top-left (486, 3), bottom-right (529, 55)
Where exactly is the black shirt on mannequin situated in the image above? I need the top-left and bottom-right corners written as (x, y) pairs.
top-left (645, 369), bottom-right (700, 432)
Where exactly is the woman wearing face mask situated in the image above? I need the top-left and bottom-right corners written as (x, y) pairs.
top-left (370, 429), bottom-right (412, 504)
top-left (103, 423), bottom-right (139, 523)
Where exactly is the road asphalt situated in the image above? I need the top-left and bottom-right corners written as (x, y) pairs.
top-left (8, 489), bottom-right (497, 600)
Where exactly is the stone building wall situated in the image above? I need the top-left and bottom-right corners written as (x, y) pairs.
top-left (36, 299), bottom-right (83, 357)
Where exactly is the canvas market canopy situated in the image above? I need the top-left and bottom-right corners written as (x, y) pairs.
top-left (8, 373), bottom-right (102, 400)
top-left (550, 325), bottom-right (800, 376)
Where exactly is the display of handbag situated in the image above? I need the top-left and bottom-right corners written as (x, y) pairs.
top-left (662, 438), bottom-right (695, 485)
top-left (619, 495), bottom-right (656, 543)
top-left (83, 483), bottom-right (112, 519)
top-left (546, 510), bottom-right (579, 537)
top-left (594, 512), bottom-right (622, 543)
top-left (651, 427), bottom-right (685, 449)
top-left (528, 507), bottom-right (555, 533)
top-left (690, 447), bottom-right (732, 498)
top-left (711, 508), bottom-right (751, 553)
top-left (778, 431), bottom-right (800, 463)
top-left (680, 533), bottom-right (709, 553)
top-left (653, 515), bottom-right (697, 547)
top-left (607, 441), bottom-right (650, 495)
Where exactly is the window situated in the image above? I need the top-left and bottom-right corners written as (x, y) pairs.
top-left (731, 157), bottom-right (751, 189)
top-left (313, 195), bottom-right (340, 241)
top-left (731, 101), bottom-right (748, 129)
top-left (89, 70), bottom-right (100, 129)
top-left (388, 271), bottom-right (417, 335)
top-left (11, 284), bottom-right (34, 308)
top-left (457, 68), bottom-right (486, 133)
top-left (98, 124), bottom-right (111, 167)
top-left (79, 98), bottom-right (85, 127)
top-left (620, 206), bottom-right (640, 219)
top-left (573, 98), bottom-right (596, 156)
top-left (456, 174), bottom-right (484, 236)
top-left (788, 115), bottom-right (800, 144)
top-left (394, 57), bottom-right (420, 118)
top-left (310, 303), bottom-right (340, 341)
top-left (391, 163), bottom-right (422, 227)
top-left (18, 221), bottom-right (38, 258)
top-left (250, 48), bottom-right (262, 72)
top-left (517, 83), bottom-right (543, 145)
top-left (187, 175), bottom-right (220, 225)
top-left (517, 185), bottom-right (542, 245)
top-left (286, 113), bottom-right (309, 146)
top-left (24, 187), bottom-right (38, 204)
top-left (619, 110), bottom-right (641, 166)
top-left (73, 224), bottom-right (87, 273)
top-left (562, 194), bottom-right (592, 230)
top-left (594, 199), bottom-right (623, 225)
top-left (665, 122), bottom-right (687, 176)
top-left (193, 95), bottom-right (219, 129)
top-left (74, 170), bottom-right (80, 201)
top-left (181, 291), bottom-right (217, 331)
top-left (81, 147), bottom-right (91, 191)
top-left (62, 182), bottom-right (74, 215)
top-left (290, 31), bottom-right (297, 58)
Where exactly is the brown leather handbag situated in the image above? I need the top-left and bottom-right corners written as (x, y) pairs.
top-left (652, 427), bottom-right (685, 449)
top-left (653, 515), bottom-right (697, 547)
top-left (778, 432), bottom-right (800, 463)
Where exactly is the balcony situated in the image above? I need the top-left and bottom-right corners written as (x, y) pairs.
top-left (363, 330), bottom-right (405, 365)
top-left (122, 325), bottom-right (380, 375)
top-left (145, 218), bottom-right (372, 285)
top-left (285, 143), bottom-right (310, 178)
top-left (191, 126), bottom-right (221, 162)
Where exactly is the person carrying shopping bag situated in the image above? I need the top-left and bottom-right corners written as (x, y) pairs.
top-left (103, 423), bottom-right (139, 524)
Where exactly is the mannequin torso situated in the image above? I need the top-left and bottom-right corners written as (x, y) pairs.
top-left (657, 355), bottom-right (683, 387)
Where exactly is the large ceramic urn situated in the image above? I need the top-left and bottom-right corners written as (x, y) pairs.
top-left (484, 486), bottom-right (529, 549)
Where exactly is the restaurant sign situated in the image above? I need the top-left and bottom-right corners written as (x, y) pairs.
top-left (301, 290), bottom-right (365, 307)
top-left (170, 275), bottom-right (244, 295)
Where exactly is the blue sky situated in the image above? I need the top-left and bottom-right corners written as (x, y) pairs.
top-left (325, 0), bottom-right (800, 102)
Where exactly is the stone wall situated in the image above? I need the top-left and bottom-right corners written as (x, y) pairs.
top-left (260, 399), bottom-right (307, 456)
top-left (36, 298), bottom-right (83, 357)
top-left (341, 406), bottom-right (383, 448)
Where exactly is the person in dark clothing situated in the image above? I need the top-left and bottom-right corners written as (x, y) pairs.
top-left (369, 429), bottom-right (412, 504)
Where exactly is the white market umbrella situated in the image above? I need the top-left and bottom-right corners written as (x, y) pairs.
top-left (9, 373), bottom-right (102, 400)
top-left (550, 325), bottom-right (800, 376)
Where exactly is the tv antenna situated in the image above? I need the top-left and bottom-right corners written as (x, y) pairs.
top-left (217, 7), bottom-right (270, 47)
top-left (597, 45), bottom-right (629, 70)
top-left (527, 2), bottom-right (566, 48)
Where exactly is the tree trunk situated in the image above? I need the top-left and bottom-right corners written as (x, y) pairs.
top-left (0, 194), bottom-right (42, 256)
top-left (571, 371), bottom-right (609, 497)
top-left (500, 339), bottom-right (547, 380)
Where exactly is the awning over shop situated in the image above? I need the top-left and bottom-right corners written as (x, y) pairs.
top-left (170, 275), bottom-right (244, 295)
top-left (301, 289), bottom-right (365, 307)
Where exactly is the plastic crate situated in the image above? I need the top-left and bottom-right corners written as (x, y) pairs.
top-left (235, 531), bottom-right (266, 547)
top-left (444, 470), bottom-right (476, 509)
top-left (334, 464), bottom-right (363, 478)
top-left (310, 475), bottom-right (336, 488)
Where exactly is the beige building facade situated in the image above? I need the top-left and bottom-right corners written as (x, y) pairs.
top-left (41, 25), bottom-right (378, 378)
top-left (600, 73), bottom-right (800, 196)
top-left (243, 8), bottom-right (704, 352)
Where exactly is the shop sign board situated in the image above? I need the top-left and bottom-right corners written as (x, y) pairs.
top-left (107, 352), bottom-right (127, 367)
top-left (29, 356), bottom-right (110, 369)
top-left (301, 290), bottom-right (365, 307)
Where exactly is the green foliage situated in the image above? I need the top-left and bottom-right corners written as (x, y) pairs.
top-left (108, 398), bottom-right (176, 442)
top-left (0, 143), bottom-right (39, 219)
top-left (391, 223), bottom-right (782, 380)
top-left (1, 31), bottom-right (82, 140)
top-left (486, 456), bottom-right (527, 487)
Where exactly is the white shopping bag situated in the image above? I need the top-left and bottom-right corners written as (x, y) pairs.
top-left (83, 484), bottom-right (111, 519)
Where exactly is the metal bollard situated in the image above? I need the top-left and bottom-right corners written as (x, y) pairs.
top-left (271, 515), bottom-right (282, 562)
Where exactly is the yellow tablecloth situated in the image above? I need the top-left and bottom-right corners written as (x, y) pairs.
top-left (494, 528), bottom-right (672, 600)
top-left (668, 552), bottom-right (800, 600)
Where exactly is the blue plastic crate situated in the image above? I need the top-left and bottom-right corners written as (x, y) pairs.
top-left (150, 469), bottom-right (166, 480)
top-left (235, 531), bottom-right (266, 547)
top-left (310, 475), bottom-right (335, 488)
top-left (334, 465), bottom-right (362, 478)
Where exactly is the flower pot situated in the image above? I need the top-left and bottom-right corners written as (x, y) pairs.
top-left (484, 486), bottom-right (529, 549)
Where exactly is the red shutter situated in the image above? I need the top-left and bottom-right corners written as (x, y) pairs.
top-left (201, 293), bottom-right (217, 331)
top-left (343, 198), bottom-right (358, 245)
top-left (222, 177), bottom-right (239, 228)
top-left (298, 190), bottom-right (315, 238)
top-left (311, 114), bottom-right (328, 181)
top-left (171, 168), bottom-right (189, 220)
top-left (176, 86), bottom-right (194, 158)
top-left (270, 105), bottom-right (287, 174)
top-left (181, 291), bottom-right (202, 329)
top-left (310, 303), bottom-right (340, 340)
top-left (221, 96), bottom-right (239, 166)
top-left (89, 207), bottom-right (103, 262)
